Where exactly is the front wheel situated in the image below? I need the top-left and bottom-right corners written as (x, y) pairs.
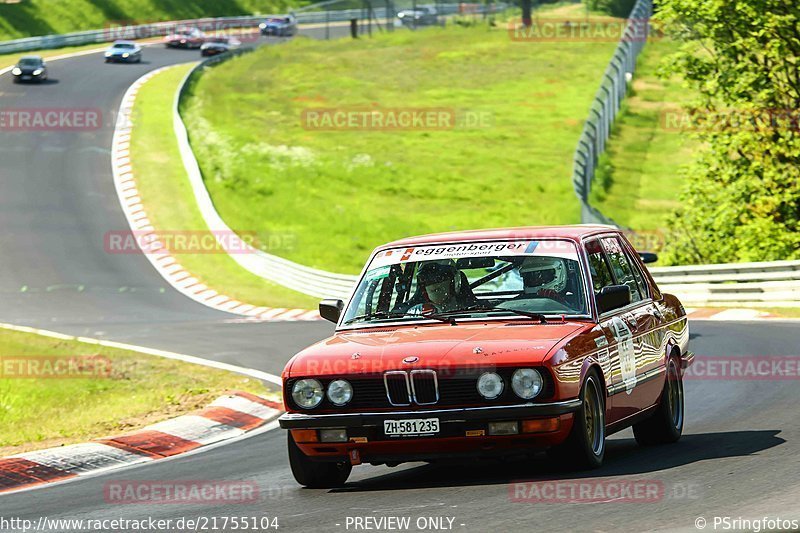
top-left (633, 357), bottom-right (684, 445)
top-left (287, 432), bottom-right (352, 488)
top-left (547, 369), bottom-right (605, 469)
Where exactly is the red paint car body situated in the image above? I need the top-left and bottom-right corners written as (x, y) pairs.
top-left (279, 226), bottom-right (693, 487)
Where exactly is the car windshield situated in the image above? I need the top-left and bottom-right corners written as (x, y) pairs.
top-left (342, 239), bottom-right (589, 326)
top-left (112, 43), bottom-right (135, 49)
top-left (18, 58), bottom-right (41, 66)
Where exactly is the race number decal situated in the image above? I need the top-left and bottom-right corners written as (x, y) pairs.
top-left (611, 317), bottom-right (637, 394)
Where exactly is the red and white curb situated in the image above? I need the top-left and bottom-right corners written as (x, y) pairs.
top-left (685, 308), bottom-right (788, 321)
top-left (0, 391), bottom-right (283, 495)
top-left (110, 66), bottom-right (320, 322)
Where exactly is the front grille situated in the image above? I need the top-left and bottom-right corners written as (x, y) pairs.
top-left (384, 371), bottom-right (411, 406)
top-left (285, 367), bottom-right (554, 412)
top-left (410, 370), bottom-right (438, 405)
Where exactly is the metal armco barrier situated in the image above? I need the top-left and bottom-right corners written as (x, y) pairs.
top-left (570, 0), bottom-right (653, 226)
top-left (650, 260), bottom-right (800, 307)
top-left (0, 4), bottom-right (474, 55)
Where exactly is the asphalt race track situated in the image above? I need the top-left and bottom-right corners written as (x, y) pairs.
top-left (1, 28), bottom-right (799, 533)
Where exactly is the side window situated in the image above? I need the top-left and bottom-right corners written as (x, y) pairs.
top-left (623, 245), bottom-right (650, 299)
top-left (585, 240), bottom-right (614, 292)
top-left (601, 237), bottom-right (643, 303)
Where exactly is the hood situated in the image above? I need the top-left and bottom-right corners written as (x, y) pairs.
top-left (286, 320), bottom-right (590, 377)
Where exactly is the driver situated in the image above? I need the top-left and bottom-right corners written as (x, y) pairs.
top-left (412, 262), bottom-right (462, 313)
top-left (518, 257), bottom-right (569, 304)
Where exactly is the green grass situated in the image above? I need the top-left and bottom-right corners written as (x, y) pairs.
top-left (130, 63), bottom-right (319, 310)
top-left (589, 38), bottom-right (699, 235)
top-left (182, 6), bottom-right (622, 274)
top-left (0, 327), bottom-right (274, 455)
top-left (0, 0), bottom-right (303, 40)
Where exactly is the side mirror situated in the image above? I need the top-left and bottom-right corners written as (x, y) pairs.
top-left (596, 285), bottom-right (631, 314)
top-left (319, 299), bottom-right (344, 324)
top-left (638, 252), bottom-right (658, 264)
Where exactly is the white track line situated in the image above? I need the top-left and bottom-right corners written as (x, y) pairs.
top-left (0, 321), bottom-right (282, 385)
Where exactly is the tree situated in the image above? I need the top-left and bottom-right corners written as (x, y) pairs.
top-left (656, 0), bottom-right (800, 265)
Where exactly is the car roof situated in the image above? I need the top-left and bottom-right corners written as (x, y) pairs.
top-left (19, 55), bottom-right (43, 61)
top-left (378, 225), bottom-right (619, 249)
top-left (112, 40), bottom-right (136, 45)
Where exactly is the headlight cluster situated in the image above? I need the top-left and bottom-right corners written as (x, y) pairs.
top-left (291, 378), bottom-right (353, 409)
top-left (12, 67), bottom-right (22, 75)
top-left (477, 369), bottom-right (544, 400)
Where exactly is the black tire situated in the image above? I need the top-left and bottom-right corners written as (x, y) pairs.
top-left (547, 369), bottom-right (606, 469)
top-left (633, 357), bottom-right (684, 445)
top-left (287, 432), bottom-right (352, 488)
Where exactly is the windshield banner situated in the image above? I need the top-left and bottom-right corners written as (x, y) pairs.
top-left (371, 240), bottom-right (579, 268)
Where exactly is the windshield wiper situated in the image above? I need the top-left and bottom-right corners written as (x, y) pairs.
top-left (439, 306), bottom-right (548, 324)
top-left (344, 310), bottom-right (456, 325)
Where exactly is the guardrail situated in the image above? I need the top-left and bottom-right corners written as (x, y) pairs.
top-left (650, 260), bottom-right (800, 307)
top-left (570, 0), bottom-right (653, 226)
top-left (0, 4), bottom-right (475, 55)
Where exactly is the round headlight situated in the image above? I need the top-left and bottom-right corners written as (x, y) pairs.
top-left (327, 379), bottom-right (353, 406)
top-left (512, 368), bottom-right (543, 399)
top-left (477, 372), bottom-right (504, 399)
top-left (12, 67), bottom-right (22, 75)
top-left (291, 379), bottom-right (324, 409)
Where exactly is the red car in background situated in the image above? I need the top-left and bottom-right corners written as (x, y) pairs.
top-left (279, 225), bottom-right (693, 487)
top-left (164, 27), bottom-right (205, 49)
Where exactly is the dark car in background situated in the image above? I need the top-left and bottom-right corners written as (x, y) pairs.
top-left (259, 15), bottom-right (298, 37)
top-left (104, 41), bottom-right (143, 63)
top-left (165, 27), bottom-right (205, 49)
top-left (200, 36), bottom-right (242, 57)
top-left (11, 56), bottom-right (48, 83)
top-left (397, 5), bottom-right (438, 27)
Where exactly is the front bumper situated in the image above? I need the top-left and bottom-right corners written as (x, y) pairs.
top-left (279, 400), bottom-right (581, 430)
top-left (281, 401), bottom-right (581, 463)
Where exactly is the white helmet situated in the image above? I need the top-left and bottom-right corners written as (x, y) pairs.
top-left (519, 257), bottom-right (567, 293)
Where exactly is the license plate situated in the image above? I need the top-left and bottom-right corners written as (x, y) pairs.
top-left (384, 418), bottom-right (439, 437)
top-left (21, 76), bottom-right (31, 80)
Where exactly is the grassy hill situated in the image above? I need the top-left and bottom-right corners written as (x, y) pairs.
top-left (588, 38), bottom-right (698, 234)
top-left (0, 0), bottom-right (302, 40)
top-left (181, 5), bottom-right (624, 273)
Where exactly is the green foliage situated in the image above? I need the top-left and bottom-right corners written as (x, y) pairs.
top-left (584, 0), bottom-right (637, 17)
top-left (656, 0), bottom-right (800, 265)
